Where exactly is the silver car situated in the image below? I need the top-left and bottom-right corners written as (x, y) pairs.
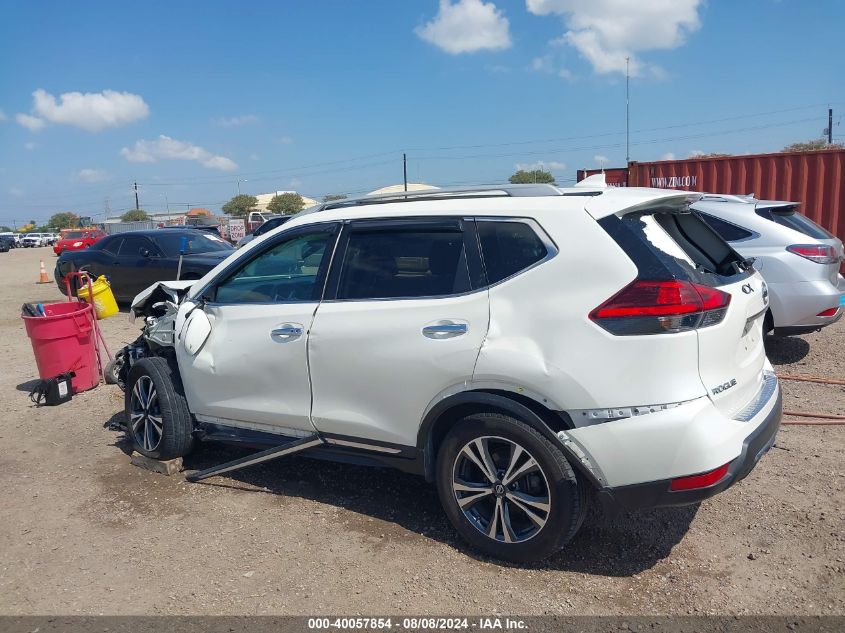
top-left (693, 195), bottom-right (844, 335)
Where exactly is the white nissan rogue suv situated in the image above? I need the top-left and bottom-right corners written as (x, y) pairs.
top-left (122, 184), bottom-right (782, 562)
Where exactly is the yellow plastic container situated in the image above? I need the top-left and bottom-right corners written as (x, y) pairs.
top-left (77, 275), bottom-right (119, 320)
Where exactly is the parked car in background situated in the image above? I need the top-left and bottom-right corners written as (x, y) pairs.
top-left (237, 214), bottom-right (290, 248)
top-left (0, 235), bottom-right (12, 252)
top-left (0, 232), bottom-right (20, 248)
top-left (119, 184), bottom-right (781, 562)
top-left (21, 233), bottom-right (47, 247)
top-left (692, 195), bottom-right (844, 335)
top-left (53, 229), bottom-right (106, 255)
top-left (55, 229), bottom-right (235, 302)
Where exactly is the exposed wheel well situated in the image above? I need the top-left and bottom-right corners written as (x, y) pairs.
top-left (420, 389), bottom-right (580, 483)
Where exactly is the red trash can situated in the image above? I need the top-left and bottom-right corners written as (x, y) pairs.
top-left (22, 301), bottom-right (100, 393)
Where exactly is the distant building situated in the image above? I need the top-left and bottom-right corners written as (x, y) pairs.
top-left (254, 191), bottom-right (318, 211)
top-left (367, 183), bottom-right (438, 195)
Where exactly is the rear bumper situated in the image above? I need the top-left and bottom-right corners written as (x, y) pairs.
top-left (597, 385), bottom-right (782, 512)
top-left (768, 278), bottom-right (844, 330)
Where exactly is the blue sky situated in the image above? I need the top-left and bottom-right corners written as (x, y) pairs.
top-left (1, 0), bottom-right (843, 225)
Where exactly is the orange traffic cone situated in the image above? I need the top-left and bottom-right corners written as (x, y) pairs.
top-left (37, 259), bottom-right (50, 284)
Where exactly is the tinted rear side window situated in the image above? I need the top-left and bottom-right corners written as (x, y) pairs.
top-left (97, 236), bottom-right (121, 255)
top-left (477, 220), bottom-right (548, 284)
top-left (755, 207), bottom-right (833, 239)
top-left (118, 236), bottom-right (153, 257)
top-left (697, 213), bottom-right (754, 242)
top-left (338, 226), bottom-right (470, 300)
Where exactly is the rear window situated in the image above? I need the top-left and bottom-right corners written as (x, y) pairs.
top-left (600, 210), bottom-right (751, 287)
top-left (755, 206), bottom-right (833, 239)
top-left (65, 231), bottom-right (85, 238)
top-left (152, 232), bottom-right (233, 256)
top-left (697, 213), bottom-right (754, 242)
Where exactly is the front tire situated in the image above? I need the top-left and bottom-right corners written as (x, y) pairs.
top-left (125, 357), bottom-right (194, 460)
top-left (436, 412), bottom-right (586, 563)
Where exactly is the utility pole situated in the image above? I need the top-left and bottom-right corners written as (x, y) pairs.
top-left (134, 182), bottom-right (140, 210)
top-left (403, 153), bottom-right (408, 192)
top-left (829, 107), bottom-right (834, 145)
top-left (626, 57), bottom-right (630, 164)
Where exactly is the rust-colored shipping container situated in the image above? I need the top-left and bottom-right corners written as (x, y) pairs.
top-left (577, 149), bottom-right (845, 250)
top-left (576, 167), bottom-right (629, 187)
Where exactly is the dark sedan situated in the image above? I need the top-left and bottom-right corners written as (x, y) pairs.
top-left (55, 229), bottom-right (235, 302)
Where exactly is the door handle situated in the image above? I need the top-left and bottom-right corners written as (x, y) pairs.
top-left (422, 321), bottom-right (468, 339)
top-left (270, 324), bottom-right (304, 340)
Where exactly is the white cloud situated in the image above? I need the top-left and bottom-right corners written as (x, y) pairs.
top-left (660, 152), bottom-right (676, 160)
top-left (0, 109), bottom-right (6, 121)
top-left (688, 149), bottom-right (705, 157)
top-left (416, 0), bottom-right (511, 54)
top-left (288, 178), bottom-right (303, 189)
top-left (594, 154), bottom-right (608, 164)
top-left (121, 135), bottom-right (238, 171)
top-left (16, 113), bottom-right (46, 131)
top-left (24, 142), bottom-right (37, 151)
top-left (249, 153), bottom-right (261, 161)
top-left (526, 0), bottom-right (703, 76)
top-left (76, 168), bottom-right (108, 182)
top-left (532, 55), bottom-right (552, 71)
top-left (18, 89), bottom-right (149, 132)
top-left (214, 114), bottom-right (259, 127)
top-left (515, 160), bottom-right (566, 172)
top-left (9, 186), bottom-right (24, 198)
top-left (279, 136), bottom-right (294, 145)
top-left (531, 54), bottom-right (575, 80)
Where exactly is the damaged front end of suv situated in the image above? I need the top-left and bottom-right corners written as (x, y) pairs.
top-left (109, 280), bottom-right (197, 391)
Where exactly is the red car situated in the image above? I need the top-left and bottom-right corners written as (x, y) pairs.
top-left (53, 229), bottom-right (106, 255)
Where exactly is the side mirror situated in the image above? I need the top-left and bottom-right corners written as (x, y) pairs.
top-left (179, 235), bottom-right (188, 256)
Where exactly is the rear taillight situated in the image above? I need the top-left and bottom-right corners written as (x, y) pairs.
top-left (786, 244), bottom-right (837, 264)
top-left (589, 279), bottom-right (731, 335)
top-left (670, 462), bottom-right (731, 491)
top-left (817, 307), bottom-right (839, 317)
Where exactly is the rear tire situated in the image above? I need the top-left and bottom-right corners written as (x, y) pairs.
top-left (125, 357), bottom-right (194, 460)
top-left (436, 412), bottom-right (586, 563)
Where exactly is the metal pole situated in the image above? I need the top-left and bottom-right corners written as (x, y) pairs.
top-left (829, 108), bottom-right (834, 145)
top-left (134, 182), bottom-right (140, 210)
top-left (237, 178), bottom-right (241, 195)
top-left (626, 57), bottom-right (630, 164)
top-left (403, 153), bottom-right (408, 192)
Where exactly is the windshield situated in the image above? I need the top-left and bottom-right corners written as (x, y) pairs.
top-left (65, 231), bottom-right (85, 238)
top-left (152, 231), bottom-right (234, 256)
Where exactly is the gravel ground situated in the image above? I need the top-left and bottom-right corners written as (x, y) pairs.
top-left (0, 246), bottom-right (843, 616)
